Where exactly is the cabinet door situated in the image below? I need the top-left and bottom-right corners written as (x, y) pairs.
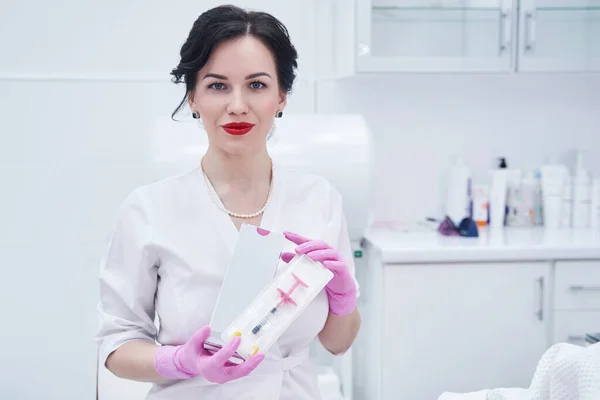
top-left (381, 262), bottom-right (550, 400)
top-left (554, 260), bottom-right (600, 311)
top-left (356, 0), bottom-right (516, 72)
top-left (518, 0), bottom-right (600, 71)
top-left (553, 311), bottom-right (600, 346)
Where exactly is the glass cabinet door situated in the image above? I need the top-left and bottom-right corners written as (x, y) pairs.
top-left (518, 0), bottom-right (600, 71)
top-left (356, 0), bottom-right (516, 72)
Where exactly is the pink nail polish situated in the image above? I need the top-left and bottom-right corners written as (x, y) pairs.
top-left (256, 227), bottom-right (270, 236)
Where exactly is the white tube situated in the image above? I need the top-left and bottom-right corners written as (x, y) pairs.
top-left (489, 169), bottom-right (507, 229)
top-left (505, 169), bottom-right (524, 227)
top-left (445, 157), bottom-right (471, 225)
top-left (472, 183), bottom-right (489, 227)
top-left (540, 165), bottom-right (565, 229)
top-left (572, 170), bottom-right (591, 229)
top-left (591, 180), bottom-right (600, 229)
top-left (562, 174), bottom-right (573, 229)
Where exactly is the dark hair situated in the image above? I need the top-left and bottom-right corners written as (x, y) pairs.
top-left (170, 4), bottom-right (298, 120)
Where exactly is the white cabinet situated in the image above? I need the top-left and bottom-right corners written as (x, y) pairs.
top-left (378, 262), bottom-right (550, 400)
top-left (554, 260), bottom-right (600, 310)
top-left (357, 230), bottom-right (600, 399)
top-left (356, 0), bottom-right (516, 72)
top-left (551, 260), bottom-right (600, 347)
top-left (352, 0), bottom-right (600, 72)
top-left (553, 311), bottom-right (600, 346)
top-left (518, 0), bottom-right (600, 72)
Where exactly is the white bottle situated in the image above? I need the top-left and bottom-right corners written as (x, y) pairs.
top-left (540, 164), bottom-right (565, 229)
top-left (521, 171), bottom-right (537, 226)
top-left (445, 157), bottom-right (471, 226)
top-left (505, 169), bottom-right (524, 226)
top-left (572, 153), bottom-right (591, 229)
top-left (534, 169), bottom-right (544, 226)
top-left (562, 174), bottom-right (573, 228)
top-left (489, 169), bottom-right (508, 230)
top-left (591, 179), bottom-right (600, 229)
top-left (472, 183), bottom-right (490, 227)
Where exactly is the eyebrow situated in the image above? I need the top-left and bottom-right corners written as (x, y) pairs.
top-left (202, 72), bottom-right (272, 80)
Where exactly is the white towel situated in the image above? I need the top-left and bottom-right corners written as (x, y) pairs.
top-left (437, 343), bottom-right (600, 400)
top-left (438, 389), bottom-right (531, 400)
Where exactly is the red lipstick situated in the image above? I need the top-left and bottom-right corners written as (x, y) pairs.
top-left (222, 122), bottom-right (254, 136)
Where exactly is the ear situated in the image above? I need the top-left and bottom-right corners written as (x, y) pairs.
top-left (187, 90), bottom-right (196, 111)
top-left (277, 90), bottom-right (287, 113)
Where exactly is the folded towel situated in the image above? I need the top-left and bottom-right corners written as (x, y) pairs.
top-left (438, 388), bottom-right (530, 400)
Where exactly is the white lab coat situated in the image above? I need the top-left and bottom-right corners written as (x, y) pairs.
top-left (96, 163), bottom-right (358, 400)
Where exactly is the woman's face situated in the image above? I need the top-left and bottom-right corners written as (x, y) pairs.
top-left (189, 35), bottom-right (286, 156)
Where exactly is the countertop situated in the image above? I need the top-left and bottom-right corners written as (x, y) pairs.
top-left (363, 227), bottom-right (600, 264)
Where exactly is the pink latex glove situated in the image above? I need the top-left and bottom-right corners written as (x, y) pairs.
top-left (153, 325), bottom-right (264, 383)
top-left (281, 231), bottom-right (357, 316)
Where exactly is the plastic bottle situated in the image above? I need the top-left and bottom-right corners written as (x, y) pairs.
top-left (472, 183), bottom-right (489, 227)
top-left (489, 168), bottom-right (508, 230)
top-left (521, 171), bottom-right (537, 226)
top-left (562, 173), bottom-right (573, 228)
top-left (591, 179), bottom-right (600, 229)
top-left (534, 169), bottom-right (544, 226)
top-left (540, 164), bottom-right (566, 229)
top-left (506, 169), bottom-right (525, 226)
top-left (572, 152), bottom-right (591, 229)
top-left (445, 157), bottom-right (471, 226)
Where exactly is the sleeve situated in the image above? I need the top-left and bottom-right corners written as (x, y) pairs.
top-left (96, 188), bottom-right (160, 367)
top-left (327, 185), bottom-right (361, 299)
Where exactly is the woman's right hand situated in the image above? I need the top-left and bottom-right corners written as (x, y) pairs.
top-left (153, 325), bottom-right (264, 383)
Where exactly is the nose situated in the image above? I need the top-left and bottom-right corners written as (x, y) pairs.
top-left (226, 88), bottom-right (249, 116)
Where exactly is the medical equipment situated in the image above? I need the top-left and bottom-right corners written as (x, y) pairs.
top-left (251, 272), bottom-right (308, 334)
top-left (222, 255), bottom-right (333, 360)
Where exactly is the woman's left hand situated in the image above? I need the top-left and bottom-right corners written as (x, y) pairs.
top-left (281, 231), bottom-right (357, 316)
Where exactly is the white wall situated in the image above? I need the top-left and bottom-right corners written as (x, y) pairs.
top-left (318, 73), bottom-right (600, 223)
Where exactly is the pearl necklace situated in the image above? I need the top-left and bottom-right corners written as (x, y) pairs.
top-left (200, 161), bottom-right (274, 219)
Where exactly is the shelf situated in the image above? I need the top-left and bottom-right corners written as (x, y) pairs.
top-left (368, 4), bottom-right (509, 61)
top-left (373, 6), bottom-right (501, 12)
top-left (536, 6), bottom-right (600, 12)
top-left (535, 5), bottom-right (600, 21)
top-left (519, 2), bottom-right (600, 70)
top-left (372, 5), bottom-right (504, 23)
top-left (359, 1), bottom-right (600, 72)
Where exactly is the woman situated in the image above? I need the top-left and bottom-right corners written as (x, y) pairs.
top-left (96, 5), bottom-right (360, 400)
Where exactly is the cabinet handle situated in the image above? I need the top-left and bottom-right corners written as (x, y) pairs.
top-left (567, 335), bottom-right (586, 343)
top-left (536, 276), bottom-right (544, 321)
top-left (524, 11), bottom-right (536, 52)
top-left (498, 11), bottom-right (511, 53)
top-left (570, 285), bottom-right (600, 292)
